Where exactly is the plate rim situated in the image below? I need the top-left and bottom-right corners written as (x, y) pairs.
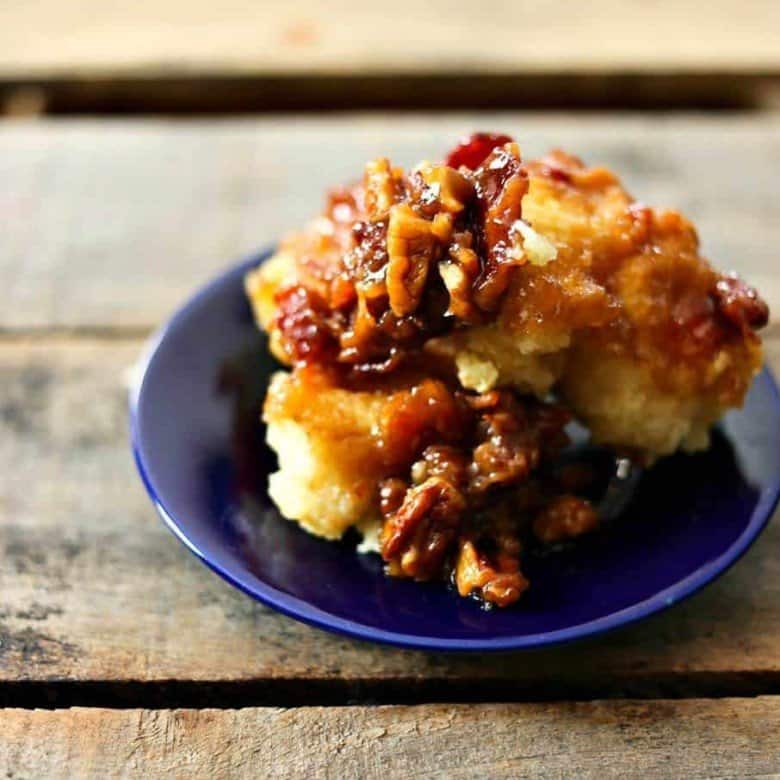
top-left (129, 248), bottom-right (780, 652)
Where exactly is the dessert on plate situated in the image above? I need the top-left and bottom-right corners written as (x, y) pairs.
top-left (245, 132), bottom-right (768, 607)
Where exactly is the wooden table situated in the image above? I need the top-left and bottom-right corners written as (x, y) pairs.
top-left (1, 113), bottom-right (780, 777)
top-left (1, 2), bottom-right (779, 112)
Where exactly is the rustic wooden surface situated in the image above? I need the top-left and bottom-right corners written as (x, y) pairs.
top-left (1, 335), bottom-right (779, 703)
top-left (1, 115), bottom-right (780, 775)
top-left (3, 698), bottom-right (780, 778)
top-left (1, 1), bottom-right (778, 79)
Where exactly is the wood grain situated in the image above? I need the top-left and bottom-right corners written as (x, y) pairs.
top-left (2, 115), bottom-right (780, 703)
top-left (0, 1), bottom-right (779, 80)
top-left (1, 115), bottom-right (779, 330)
top-left (2, 115), bottom-right (779, 774)
top-left (2, 698), bottom-right (780, 778)
top-left (0, 336), bottom-right (779, 699)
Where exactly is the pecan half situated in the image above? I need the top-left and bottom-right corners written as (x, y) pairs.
top-left (381, 477), bottom-right (466, 580)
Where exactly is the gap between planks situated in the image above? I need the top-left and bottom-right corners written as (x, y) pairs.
top-left (5, 673), bottom-right (780, 712)
top-left (4, 73), bottom-right (780, 116)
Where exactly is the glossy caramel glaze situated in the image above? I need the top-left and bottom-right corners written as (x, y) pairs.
top-left (251, 133), bottom-right (768, 606)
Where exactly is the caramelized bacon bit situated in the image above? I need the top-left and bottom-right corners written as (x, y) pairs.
top-left (713, 272), bottom-right (769, 333)
top-left (444, 132), bottom-right (513, 171)
top-left (533, 495), bottom-right (599, 544)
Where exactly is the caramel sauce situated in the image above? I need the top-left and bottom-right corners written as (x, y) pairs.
top-left (258, 133), bottom-right (768, 607)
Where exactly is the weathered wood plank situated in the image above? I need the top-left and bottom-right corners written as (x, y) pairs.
top-left (1, 336), bottom-right (780, 694)
top-left (2, 698), bottom-right (780, 778)
top-left (1, 115), bottom-right (779, 330)
top-left (0, 1), bottom-right (778, 80)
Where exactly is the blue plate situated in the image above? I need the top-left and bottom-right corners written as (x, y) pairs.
top-left (130, 249), bottom-right (780, 651)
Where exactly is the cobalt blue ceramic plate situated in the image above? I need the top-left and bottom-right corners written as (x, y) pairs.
top-left (129, 248), bottom-right (780, 651)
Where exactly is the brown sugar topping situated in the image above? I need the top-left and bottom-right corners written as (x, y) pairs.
top-left (373, 380), bottom-right (583, 606)
top-left (259, 132), bottom-right (769, 607)
top-left (273, 138), bottom-right (535, 377)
